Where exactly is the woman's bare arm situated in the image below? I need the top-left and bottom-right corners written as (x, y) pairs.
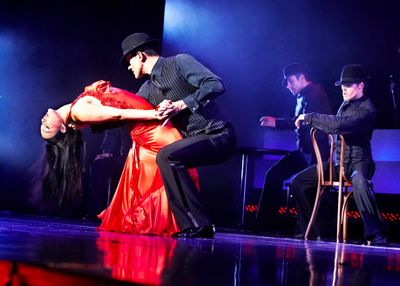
top-left (70, 96), bottom-right (165, 123)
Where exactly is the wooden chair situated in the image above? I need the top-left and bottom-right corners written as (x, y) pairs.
top-left (305, 128), bottom-right (353, 243)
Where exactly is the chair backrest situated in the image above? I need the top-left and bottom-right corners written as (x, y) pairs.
top-left (310, 128), bottom-right (349, 186)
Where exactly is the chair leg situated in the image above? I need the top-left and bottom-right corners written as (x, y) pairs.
top-left (342, 205), bottom-right (348, 243)
top-left (341, 190), bottom-right (351, 243)
top-left (336, 183), bottom-right (344, 243)
top-left (305, 185), bottom-right (325, 239)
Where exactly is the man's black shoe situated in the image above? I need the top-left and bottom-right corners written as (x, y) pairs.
top-left (172, 225), bottom-right (215, 238)
top-left (367, 233), bottom-right (387, 246)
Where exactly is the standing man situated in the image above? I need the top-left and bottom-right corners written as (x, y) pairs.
top-left (120, 33), bottom-right (236, 238)
top-left (257, 63), bottom-right (332, 234)
top-left (293, 64), bottom-right (387, 245)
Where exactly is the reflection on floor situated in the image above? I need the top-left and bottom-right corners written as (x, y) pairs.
top-left (0, 212), bottom-right (399, 285)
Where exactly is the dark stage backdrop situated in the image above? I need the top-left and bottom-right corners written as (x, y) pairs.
top-left (0, 0), bottom-right (166, 213)
top-left (1, 0), bottom-right (399, 228)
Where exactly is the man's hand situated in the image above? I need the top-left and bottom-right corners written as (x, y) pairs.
top-left (156, 100), bottom-right (187, 118)
top-left (157, 99), bottom-right (173, 113)
top-left (295, 114), bottom-right (305, 129)
top-left (260, 116), bottom-right (276, 128)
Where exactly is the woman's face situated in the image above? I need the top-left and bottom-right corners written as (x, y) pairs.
top-left (40, 108), bottom-right (66, 139)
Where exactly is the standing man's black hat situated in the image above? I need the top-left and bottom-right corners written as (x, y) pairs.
top-left (282, 63), bottom-right (308, 86)
top-left (120, 33), bottom-right (159, 65)
top-left (335, 64), bottom-right (367, 86)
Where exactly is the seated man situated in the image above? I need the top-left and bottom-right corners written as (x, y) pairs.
top-left (257, 63), bottom-right (332, 233)
top-left (292, 64), bottom-right (387, 245)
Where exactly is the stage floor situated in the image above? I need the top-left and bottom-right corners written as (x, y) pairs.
top-left (0, 212), bottom-right (399, 285)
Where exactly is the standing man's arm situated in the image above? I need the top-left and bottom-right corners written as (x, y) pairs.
top-left (176, 54), bottom-right (225, 111)
top-left (159, 54), bottom-right (224, 116)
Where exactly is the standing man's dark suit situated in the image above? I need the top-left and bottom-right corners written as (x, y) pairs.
top-left (120, 33), bottom-right (236, 238)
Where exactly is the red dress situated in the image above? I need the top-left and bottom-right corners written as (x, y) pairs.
top-left (74, 80), bottom-right (198, 235)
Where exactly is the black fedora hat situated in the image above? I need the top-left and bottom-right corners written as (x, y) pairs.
top-left (335, 64), bottom-right (367, 86)
top-left (120, 33), bottom-right (159, 65)
top-left (282, 63), bottom-right (308, 86)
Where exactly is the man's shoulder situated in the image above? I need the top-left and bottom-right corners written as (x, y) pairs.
top-left (174, 53), bottom-right (194, 57)
top-left (303, 83), bottom-right (328, 98)
top-left (308, 82), bottom-right (326, 92)
top-left (358, 96), bottom-right (377, 111)
top-left (163, 54), bottom-right (193, 65)
top-left (173, 53), bottom-right (196, 62)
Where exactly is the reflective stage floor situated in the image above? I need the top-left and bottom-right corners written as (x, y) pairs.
top-left (0, 212), bottom-right (399, 285)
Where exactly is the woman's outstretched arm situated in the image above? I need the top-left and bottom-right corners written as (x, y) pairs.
top-left (70, 96), bottom-right (166, 124)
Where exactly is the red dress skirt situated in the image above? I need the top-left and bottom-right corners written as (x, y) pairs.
top-left (74, 80), bottom-right (198, 235)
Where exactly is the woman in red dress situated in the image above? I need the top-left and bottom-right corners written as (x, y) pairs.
top-left (39, 80), bottom-right (197, 235)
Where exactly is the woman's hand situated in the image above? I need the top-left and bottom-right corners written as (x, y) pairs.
top-left (156, 100), bottom-right (187, 118)
top-left (157, 99), bottom-right (173, 113)
top-left (153, 109), bottom-right (169, 120)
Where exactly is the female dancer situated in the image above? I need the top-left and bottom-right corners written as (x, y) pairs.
top-left (39, 80), bottom-right (198, 235)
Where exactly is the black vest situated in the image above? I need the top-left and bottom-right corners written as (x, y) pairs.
top-left (147, 56), bottom-right (228, 136)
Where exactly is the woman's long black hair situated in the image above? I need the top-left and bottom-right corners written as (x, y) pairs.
top-left (31, 127), bottom-right (84, 216)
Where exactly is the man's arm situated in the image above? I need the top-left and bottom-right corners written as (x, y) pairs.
top-left (260, 115), bottom-right (296, 130)
top-left (296, 109), bottom-right (376, 134)
top-left (175, 54), bottom-right (224, 113)
top-left (157, 54), bottom-right (225, 117)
